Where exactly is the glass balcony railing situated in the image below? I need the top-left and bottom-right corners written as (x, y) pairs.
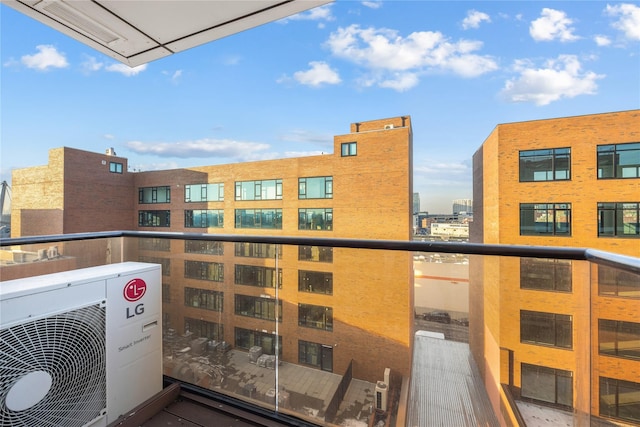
top-left (1, 231), bottom-right (639, 427)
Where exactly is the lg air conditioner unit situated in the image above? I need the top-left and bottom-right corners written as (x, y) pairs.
top-left (0, 262), bottom-right (162, 427)
top-left (375, 381), bottom-right (388, 412)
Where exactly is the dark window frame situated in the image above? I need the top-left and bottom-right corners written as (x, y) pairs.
top-left (298, 208), bottom-right (333, 231)
top-left (521, 363), bottom-right (573, 408)
top-left (234, 209), bottom-right (283, 229)
top-left (298, 245), bottom-right (333, 263)
top-left (599, 319), bottom-right (640, 360)
top-left (138, 210), bottom-right (170, 227)
top-left (184, 183), bottom-right (224, 202)
top-left (598, 202), bottom-right (640, 238)
top-left (184, 317), bottom-right (224, 341)
top-left (138, 186), bottom-right (171, 204)
top-left (299, 176), bottom-right (333, 199)
top-left (298, 303), bottom-right (333, 331)
top-left (520, 310), bottom-right (572, 349)
top-left (184, 209), bottom-right (224, 228)
top-left (234, 242), bottom-right (282, 259)
top-left (519, 148), bottom-right (571, 182)
top-left (597, 142), bottom-right (640, 179)
top-left (184, 260), bottom-right (224, 282)
top-left (341, 142), bottom-right (357, 157)
top-left (520, 258), bottom-right (572, 292)
top-left (298, 270), bottom-right (333, 295)
top-left (520, 203), bottom-right (571, 236)
top-left (234, 294), bottom-right (282, 322)
top-left (600, 376), bottom-right (640, 423)
top-left (598, 265), bottom-right (640, 298)
top-left (235, 179), bottom-right (283, 201)
top-left (109, 161), bottom-right (123, 173)
top-left (184, 240), bottom-right (224, 255)
top-left (184, 287), bottom-right (224, 311)
top-left (234, 264), bottom-right (282, 288)
top-left (234, 327), bottom-right (282, 355)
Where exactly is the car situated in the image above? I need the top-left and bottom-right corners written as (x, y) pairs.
top-left (422, 311), bottom-right (451, 324)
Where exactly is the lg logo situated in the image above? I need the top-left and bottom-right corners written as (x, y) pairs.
top-left (124, 278), bottom-right (146, 319)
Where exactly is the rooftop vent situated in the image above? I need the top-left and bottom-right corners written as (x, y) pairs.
top-left (384, 124), bottom-right (394, 130)
top-left (106, 147), bottom-right (116, 156)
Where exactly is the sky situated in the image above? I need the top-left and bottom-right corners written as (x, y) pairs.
top-left (1, 1), bottom-right (639, 214)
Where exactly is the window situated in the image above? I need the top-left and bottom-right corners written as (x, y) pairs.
top-left (298, 245), bottom-right (333, 263)
top-left (234, 265), bottom-right (281, 288)
top-left (185, 183), bottom-right (224, 202)
top-left (234, 243), bottom-right (281, 259)
top-left (109, 161), bottom-right (123, 173)
top-left (600, 377), bottom-right (640, 423)
top-left (299, 208), bottom-right (333, 231)
top-left (598, 202), bottom-right (639, 237)
top-left (235, 179), bottom-right (282, 200)
top-left (520, 258), bottom-right (571, 292)
top-left (299, 340), bottom-right (333, 372)
top-left (139, 186), bottom-right (171, 204)
top-left (184, 317), bottom-right (224, 341)
top-left (138, 238), bottom-right (170, 251)
top-left (521, 363), bottom-right (573, 408)
top-left (299, 176), bottom-right (333, 199)
top-left (341, 142), bottom-right (357, 157)
top-left (597, 143), bottom-right (640, 179)
top-left (235, 209), bottom-right (282, 229)
top-left (184, 260), bottom-right (224, 282)
top-left (162, 283), bottom-right (170, 303)
top-left (139, 256), bottom-right (170, 276)
top-left (599, 319), bottom-right (640, 360)
top-left (598, 265), bottom-right (640, 298)
top-left (234, 327), bottom-right (281, 355)
top-left (299, 304), bottom-right (333, 331)
top-left (235, 295), bottom-right (282, 322)
top-left (138, 210), bottom-right (170, 227)
top-left (519, 148), bottom-right (571, 181)
top-left (184, 240), bottom-right (224, 255)
top-left (520, 203), bottom-right (571, 236)
top-left (299, 270), bottom-right (333, 295)
top-left (521, 310), bottom-right (572, 349)
top-left (184, 287), bottom-right (223, 311)
top-left (184, 209), bottom-right (224, 228)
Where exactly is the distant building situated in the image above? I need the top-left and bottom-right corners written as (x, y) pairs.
top-left (470, 110), bottom-right (640, 426)
top-left (452, 198), bottom-right (472, 215)
top-left (10, 116), bottom-right (415, 385)
top-left (412, 192), bottom-right (420, 214)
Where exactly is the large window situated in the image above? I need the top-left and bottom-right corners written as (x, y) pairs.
top-left (138, 210), bottom-right (170, 227)
top-left (234, 327), bottom-right (281, 355)
top-left (138, 238), bottom-right (170, 251)
top-left (184, 287), bottom-right (223, 311)
top-left (184, 209), bottom-right (224, 228)
top-left (299, 176), bottom-right (333, 199)
top-left (139, 186), bottom-right (170, 204)
top-left (598, 265), bottom-right (640, 298)
top-left (599, 319), bottom-right (640, 360)
top-left (184, 240), bottom-right (224, 255)
top-left (184, 317), bottom-right (224, 341)
top-left (520, 258), bottom-right (571, 292)
top-left (521, 363), bottom-right (573, 408)
top-left (234, 242), bottom-right (281, 259)
top-left (299, 304), bottom-right (333, 331)
top-left (138, 256), bottom-right (170, 276)
top-left (162, 283), bottom-right (171, 303)
top-left (235, 209), bottom-right (282, 229)
top-left (299, 208), bottom-right (333, 231)
top-left (598, 143), bottom-right (640, 179)
top-left (598, 202), bottom-right (639, 237)
top-left (185, 183), bottom-right (224, 202)
top-left (600, 377), bottom-right (640, 423)
top-left (234, 265), bottom-right (281, 288)
top-left (299, 340), bottom-right (333, 372)
top-left (235, 179), bottom-right (282, 200)
top-left (519, 148), bottom-right (571, 182)
top-left (521, 310), bottom-right (572, 349)
top-left (520, 203), bottom-right (571, 236)
top-left (341, 142), bottom-right (357, 157)
top-left (235, 295), bottom-right (282, 322)
top-left (299, 270), bottom-right (333, 295)
top-left (298, 245), bottom-right (333, 263)
top-left (184, 260), bottom-right (224, 282)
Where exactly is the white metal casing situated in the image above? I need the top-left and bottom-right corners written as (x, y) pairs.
top-left (0, 262), bottom-right (162, 426)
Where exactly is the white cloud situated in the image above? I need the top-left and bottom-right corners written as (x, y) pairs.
top-left (292, 61), bottom-right (341, 87)
top-left (501, 55), bottom-right (604, 106)
top-left (81, 56), bottom-right (104, 73)
top-left (605, 3), bottom-right (640, 40)
top-left (279, 130), bottom-right (333, 145)
top-left (324, 24), bottom-right (497, 90)
top-left (362, 1), bottom-right (382, 9)
top-left (104, 134), bottom-right (115, 140)
top-left (21, 45), bottom-right (68, 70)
top-left (462, 10), bottom-right (491, 30)
top-left (530, 8), bottom-right (579, 42)
top-left (282, 4), bottom-right (334, 24)
top-left (125, 138), bottom-right (271, 160)
top-left (105, 63), bottom-right (147, 76)
top-left (594, 35), bottom-right (612, 46)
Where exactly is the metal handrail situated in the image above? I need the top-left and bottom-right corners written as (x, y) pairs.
top-left (1, 230), bottom-right (639, 274)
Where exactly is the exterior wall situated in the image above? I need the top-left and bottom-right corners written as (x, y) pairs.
top-left (8, 117), bottom-right (414, 384)
top-left (471, 110), bottom-right (640, 424)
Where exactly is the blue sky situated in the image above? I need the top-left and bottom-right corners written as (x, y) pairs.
top-left (1, 1), bottom-right (639, 214)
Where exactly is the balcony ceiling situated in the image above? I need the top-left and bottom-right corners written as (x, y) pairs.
top-left (3, 0), bottom-right (331, 67)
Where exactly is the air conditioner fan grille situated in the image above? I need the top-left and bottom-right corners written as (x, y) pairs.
top-left (0, 304), bottom-right (106, 427)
